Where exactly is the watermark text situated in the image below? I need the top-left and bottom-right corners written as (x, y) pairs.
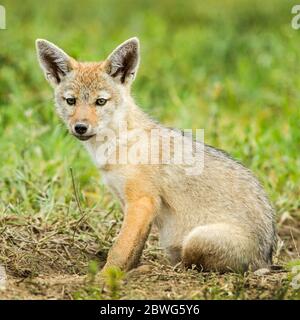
top-left (0, 5), bottom-right (5, 29)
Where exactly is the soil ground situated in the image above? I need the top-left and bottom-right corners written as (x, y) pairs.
top-left (0, 213), bottom-right (299, 300)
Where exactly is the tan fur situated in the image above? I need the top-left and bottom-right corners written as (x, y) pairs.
top-left (36, 38), bottom-right (276, 273)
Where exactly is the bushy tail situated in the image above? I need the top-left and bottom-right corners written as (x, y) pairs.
top-left (182, 223), bottom-right (268, 272)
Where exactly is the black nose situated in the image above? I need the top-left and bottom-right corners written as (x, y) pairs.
top-left (74, 123), bottom-right (88, 135)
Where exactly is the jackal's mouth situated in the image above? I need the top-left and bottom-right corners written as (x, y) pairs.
top-left (73, 134), bottom-right (96, 141)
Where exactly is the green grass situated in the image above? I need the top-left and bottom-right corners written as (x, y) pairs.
top-left (0, 0), bottom-right (300, 299)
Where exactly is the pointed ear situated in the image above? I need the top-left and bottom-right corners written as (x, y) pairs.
top-left (36, 39), bottom-right (74, 87)
top-left (105, 37), bottom-right (140, 85)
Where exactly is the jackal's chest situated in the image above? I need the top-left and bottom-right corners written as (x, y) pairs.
top-left (101, 171), bottom-right (126, 207)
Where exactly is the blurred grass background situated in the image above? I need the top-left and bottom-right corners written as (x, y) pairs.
top-left (0, 0), bottom-right (300, 232)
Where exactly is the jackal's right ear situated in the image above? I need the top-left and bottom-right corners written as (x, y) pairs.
top-left (36, 39), bottom-right (74, 87)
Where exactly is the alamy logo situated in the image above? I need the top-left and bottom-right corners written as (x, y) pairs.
top-left (89, 123), bottom-right (205, 176)
top-left (292, 5), bottom-right (300, 30)
top-left (0, 5), bottom-right (5, 29)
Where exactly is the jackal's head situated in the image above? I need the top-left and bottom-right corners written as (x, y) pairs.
top-left (36, 38), bottom-right (140, 141)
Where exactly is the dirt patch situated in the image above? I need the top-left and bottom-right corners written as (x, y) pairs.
top-left (0, 265), bottom-right (295, 300)
top-left (0, 214), bottom-right (102, 278)
top-left (277, 212), bottom-right (300, 261)
top-left (0, 275), bottom-right (84, 300)
top-left (0, 213), bottom-right (299, 300)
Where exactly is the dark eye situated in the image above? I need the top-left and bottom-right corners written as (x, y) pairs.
top-left (66, 98), bottom-right (76, 105)
top-left (96, 98), bottom-right (107, 106)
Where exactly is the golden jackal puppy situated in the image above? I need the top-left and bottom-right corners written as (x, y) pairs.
top-left (36, 38), bottom-right (276, 273)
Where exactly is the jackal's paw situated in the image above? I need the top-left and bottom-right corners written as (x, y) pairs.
top-left (127, 264), bottom-right (153, 277)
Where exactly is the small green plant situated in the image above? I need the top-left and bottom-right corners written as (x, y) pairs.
top-left (102, 266), bottom-right (125, 300)
top-left (87, 260), bottom-right (99, 284)
top-left (73, 260), bottom-right (102, 300)
top-left (73, 263), bottom-right (125, 300)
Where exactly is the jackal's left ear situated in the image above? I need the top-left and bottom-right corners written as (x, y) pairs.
top-left (36, 39), bottom-right (74, 87)
top-left (106, 37), bottom-right (140, 85)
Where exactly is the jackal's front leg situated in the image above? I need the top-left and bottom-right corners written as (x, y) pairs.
top-left (102, 196), bottom-right (159, 272)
